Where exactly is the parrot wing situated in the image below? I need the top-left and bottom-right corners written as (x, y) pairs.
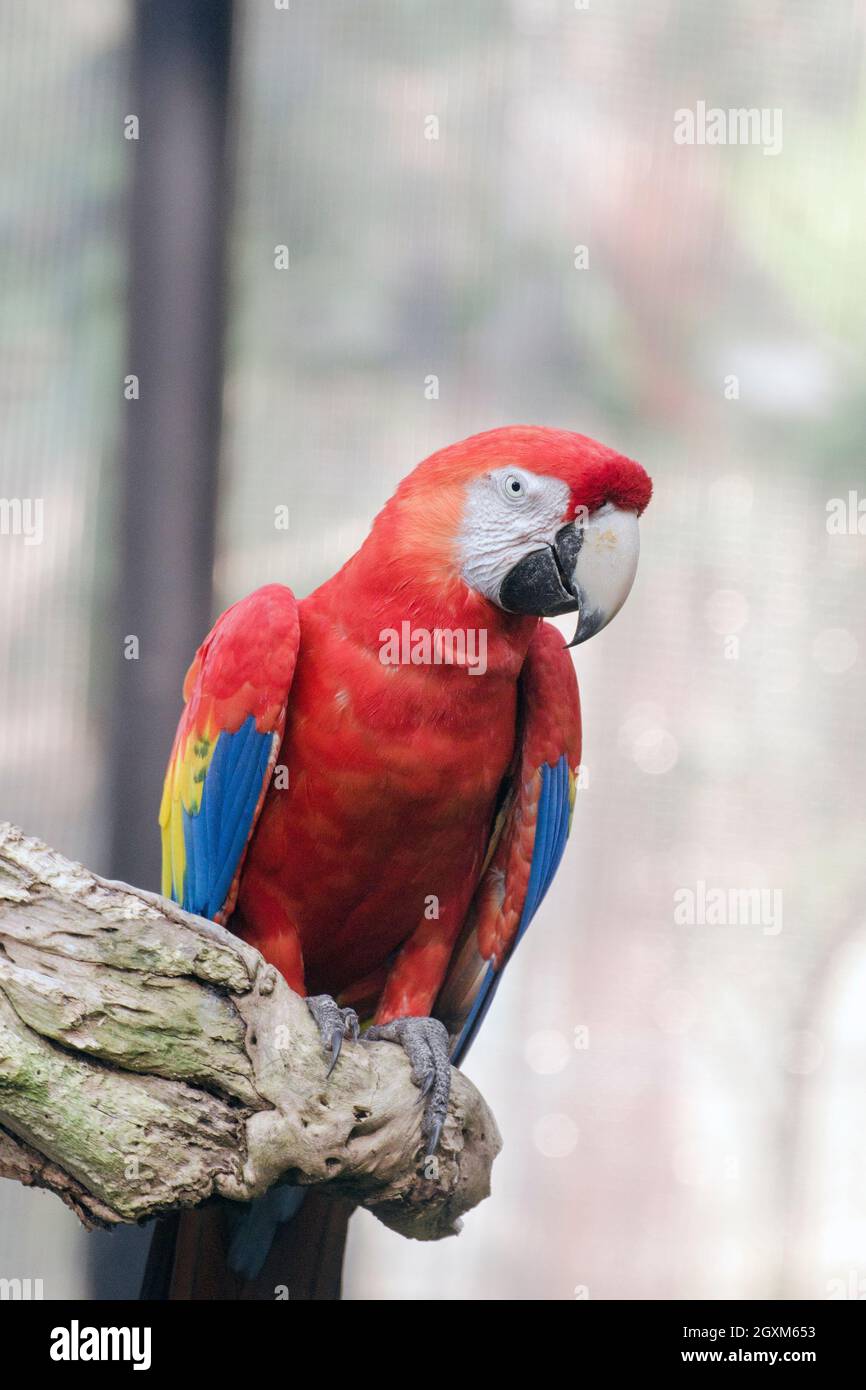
top-left (159, 583), bottom-right (300, 923)
top-left (435, 620), bottom-right (582, 1063)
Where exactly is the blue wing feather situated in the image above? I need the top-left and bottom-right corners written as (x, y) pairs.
top-left (451, 753), bottom-right (572, 1064)
top-left (538, 756), bottom-right (569, 908)
top-left (204, 744), bottom-right (223, 880)
top-left (210, 734), bottom-right (273, 915)
top-left (178, 714), bottom-right (274, 919)
top-left (217, 732), bottom-right (262, 862)
top-left (191, 799), bottom-right (210, 911)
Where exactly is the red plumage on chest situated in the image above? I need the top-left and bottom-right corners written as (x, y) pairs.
top-left (234, 592), bottom-right (528, 1016)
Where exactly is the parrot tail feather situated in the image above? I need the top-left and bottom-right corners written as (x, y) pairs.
top-left (226, 1187), bottom-right (307, 1281)
top-left (141, 1190), bottom-right (354, 1299)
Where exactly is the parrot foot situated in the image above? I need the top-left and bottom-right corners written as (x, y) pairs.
top-left (364, 1016), bottom-right (451, 1156)
top-left (305, 994), bottom-right (360, 1077)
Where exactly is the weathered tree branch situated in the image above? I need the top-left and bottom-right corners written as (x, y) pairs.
top-left (0, 824), bottom-right (500, 1241)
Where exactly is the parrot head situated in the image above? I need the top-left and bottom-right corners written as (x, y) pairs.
top-left (388, 425), bottom-right (652, 648)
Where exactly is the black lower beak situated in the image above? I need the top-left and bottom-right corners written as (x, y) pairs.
top-left (498, 524), bottom-right (582, 617)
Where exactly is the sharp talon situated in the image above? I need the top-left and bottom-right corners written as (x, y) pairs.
top-left (426, 1118), bottom-right (444, 1156)
top-left (361, 1016), bottom-right (451, 1157)
top-left (306, 995), bottom-right (359, 1077)
top-left (326, 1027), bottom-right (343, 1077)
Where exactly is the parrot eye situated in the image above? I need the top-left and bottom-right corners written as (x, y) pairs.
top-left (501, 473), bottom-right (526, 501)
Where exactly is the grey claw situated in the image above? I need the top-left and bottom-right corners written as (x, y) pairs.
top-left (306, 995), bottom-right (360, 1076)
top-left (363, 1016), bottom-right (451, 1155)
top-left (425, 1117), bottom-right (444, 1157)
top-left (327, 1026), bottom-right (343, 1077)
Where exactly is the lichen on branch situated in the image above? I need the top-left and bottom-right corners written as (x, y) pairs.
top-left (0, 823), bottom-right (500, 1240)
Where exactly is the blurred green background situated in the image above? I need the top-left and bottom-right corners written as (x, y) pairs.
top-left (1, 0), bottom-right (865, 1299)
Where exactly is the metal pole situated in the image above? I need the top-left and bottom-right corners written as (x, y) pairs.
top-left (108, 0), bottom-right (234, 893)
top-left (96, 0), bottom-right (234, 1299)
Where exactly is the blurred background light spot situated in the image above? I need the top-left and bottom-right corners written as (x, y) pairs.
top-left (632, 727), bottom-right (679, 776)
top-left (533, 1113), bottom-right (580, 1158)
top-left (812, 627), bottom-right (858, 674)
top-left (617, 702), bottom-right (667, 755)
top-left (725, 341), bottom-right (835, 417)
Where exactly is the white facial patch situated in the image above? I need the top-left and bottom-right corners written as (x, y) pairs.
top-left (458, 468), bottom-right (572, 603)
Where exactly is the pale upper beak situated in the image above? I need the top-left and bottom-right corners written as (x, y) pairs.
top-left (497, 504), bottom-right (641, 645)
top-left (566, 504), bottom-right (640, 645)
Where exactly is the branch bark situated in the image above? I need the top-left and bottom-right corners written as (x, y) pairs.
top-left (0, 823), bottom-right (500, 1241)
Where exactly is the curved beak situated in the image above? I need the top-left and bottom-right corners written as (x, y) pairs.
top-left (564, 505), bottom-right (640, 645)
top-left (498, 505), bottom-right (640, 646)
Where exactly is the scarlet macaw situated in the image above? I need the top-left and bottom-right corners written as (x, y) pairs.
top-left (157, 425), bottom-right (651, 1284)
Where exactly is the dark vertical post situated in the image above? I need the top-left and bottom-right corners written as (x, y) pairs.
top-left (95, 0), bottom-right (234, 1299)
top-left (108, 0), bottom-right (234, 894)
